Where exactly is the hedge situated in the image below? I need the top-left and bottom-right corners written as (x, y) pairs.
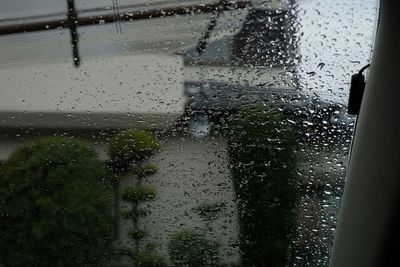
top-left (227, 106), bottom-right (297, 267)
top-left (0, 137), bottom-right (113, 266)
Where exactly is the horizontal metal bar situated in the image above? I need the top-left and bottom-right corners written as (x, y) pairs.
top-left (0, 1), bottom-right (250, 35)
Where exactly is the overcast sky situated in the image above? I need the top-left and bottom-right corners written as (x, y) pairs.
top-left (297, 0), bottom-right (378, 101)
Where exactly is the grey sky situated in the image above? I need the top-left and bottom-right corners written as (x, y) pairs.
top-left (297, 0), bottom-right (378, 101)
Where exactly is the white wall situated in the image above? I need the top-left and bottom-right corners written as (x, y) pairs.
top-left (0, 54), bottom-right (185, 129)
top-left (184, 65), bottom-right (295, 89)
top-left (119, 135), bottom-right (241, 265)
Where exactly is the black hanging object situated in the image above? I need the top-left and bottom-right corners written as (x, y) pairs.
top-left (67, 0), bottom-right (80, 67)
top-left (348, 64), bottom-right (370, 115)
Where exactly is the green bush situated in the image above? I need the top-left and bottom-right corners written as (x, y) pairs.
top-left (122, 208), bottom-right (151, 220)
top-left (122, 186), bottom-right (157, 203)
top-left (128, 228), bottom-right (148, 240)
top-left (192, 202), bottom-right (226, 221)
top-left (227, 106), bottom-right (297, 267)
top-left (109, 129), bottom-right (162, 265)
top-left (109, 129), bottom-right (160, 166)
top-left (112, 243), bottom-right (167, 267)
top-left (0, 137), bottom-right (113, 266)
top-left (168, 230), bottom-right (219, 267)
top-left (112, 244), bottom-right (134, 258)
top-left (133, 162), bottom-right (158, 178)
top-left (136, 251), bottom-right (168, 267)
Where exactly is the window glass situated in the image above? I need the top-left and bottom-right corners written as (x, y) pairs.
top-left (0, 0), bottom-right (378, 266)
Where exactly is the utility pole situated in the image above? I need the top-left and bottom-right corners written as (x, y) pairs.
top-left (0, 1), bottom-right (250, 66)
top-left (67, 0), bottom-right (80, 67)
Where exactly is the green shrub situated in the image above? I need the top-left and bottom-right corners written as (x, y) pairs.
top-left (112, 244), bottom-right (134, 258)
top-left (168, 230), bottom-right (220, 267)
top-left (0, 137), bottom-right (113, 266)
top-left (109, 129), bottom-right (160, 165)
top-left (227, 106), bottom-right (297, 267)
top-left (136, 251), bottom-right (168, 267)
top-left (122, 208), bottom-right (151, 220)
top-left (192, 202), bottom-right (226, 221)
top-left (122, 186), bottom-right (157, 203)
top-left (128, 228), bottom-right (148, 240)
top-left (112, 244), bottom-right (167, 267)
top-left (110, 129), bottom-right (163, 264)
top-left (133, 162), bottom-right (158, 178)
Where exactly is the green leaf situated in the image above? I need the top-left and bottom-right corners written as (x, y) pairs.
top-left (168, 230), bottom-right (220, 267)
top-left (192, 202), bottom-right (226, 221)
top-left (122, 186), bottom-right (157, 203)
top-left (134, 162), bottom-right (158, 178)
top-left (0, 137), bottom-right (113, 266)
top-left (109, 129), bottom-right (160, 165)
top-left (128, 228), bottom-right (148, 240)
top-left (122, 208), bottom-right (151, 220)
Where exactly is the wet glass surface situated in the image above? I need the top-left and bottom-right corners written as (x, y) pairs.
top-left (0, 0), bottom-right (378, 266)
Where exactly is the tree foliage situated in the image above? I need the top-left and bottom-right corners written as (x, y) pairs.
top-left (109, 129), bottom-right (160, 167)
top-left (168, 230), bottom-right (219, 267)
top-left (192, 202), bottom-right (226, 222)
top-left (109, 129), bottom-right (164, 267)
top-left (122, 186), bottom-right (157, 203)
top-left (0, 137), bottom-right (113, 266)
top-left (227, 106), bottom-right (298, 267)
